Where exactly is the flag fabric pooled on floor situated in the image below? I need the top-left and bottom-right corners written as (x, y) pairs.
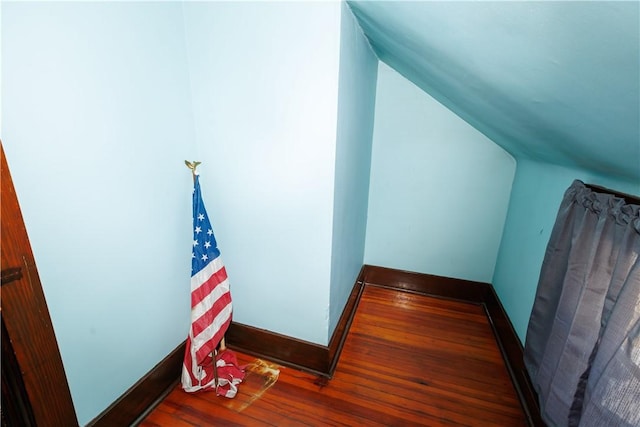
top-left (181, 174), bottom-right (243, 397)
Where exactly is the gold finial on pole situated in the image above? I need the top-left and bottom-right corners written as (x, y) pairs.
top-left (185, 160), bottom-right (201, 181)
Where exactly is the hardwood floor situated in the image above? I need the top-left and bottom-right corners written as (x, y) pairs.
top-left (140, 285), bottom-right (527, 426)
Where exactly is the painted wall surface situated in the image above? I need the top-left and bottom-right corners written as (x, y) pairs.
top-left (328, 3), bottom-right (378, 339)
top-left (348, 1), bottom-right (640, 184)
top-left (364, 62), bottom-right (516, 283)
top-left (1, 2), bottom-right (196, 425)
top-left (182, 1), bottom-right (342, 345)
top-left (492, 159), bottom-right (640, 342)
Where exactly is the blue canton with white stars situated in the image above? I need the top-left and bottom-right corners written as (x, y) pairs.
top-left (192, 176), bottom-right (220, 277)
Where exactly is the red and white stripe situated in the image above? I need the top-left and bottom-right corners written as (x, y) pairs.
top-left (182, 255), bottom-right (233, 392)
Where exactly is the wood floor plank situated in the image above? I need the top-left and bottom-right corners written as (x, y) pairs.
top-left (139, 286), bottom-right (527, 426)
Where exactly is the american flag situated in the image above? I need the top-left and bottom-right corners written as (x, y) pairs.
top-left (181, 175), bottom-right (240, 395)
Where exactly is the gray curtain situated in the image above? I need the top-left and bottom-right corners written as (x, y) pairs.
top-left (524, 180), bottom-right (640, 427)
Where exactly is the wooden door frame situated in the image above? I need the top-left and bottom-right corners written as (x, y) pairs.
top-left (1, 143), bottom-right (78, 426)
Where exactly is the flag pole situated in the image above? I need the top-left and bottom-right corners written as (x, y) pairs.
top-left (184, 160), bottom-right (223, 394)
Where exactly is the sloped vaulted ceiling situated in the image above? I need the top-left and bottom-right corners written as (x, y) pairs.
top-left (348, 1), bottom-right (640, 182)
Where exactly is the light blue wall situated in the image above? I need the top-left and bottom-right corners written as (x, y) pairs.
top-left (347, 1), bottom-right (640, 184)
top-left (364, 62), bottom-right (516, 283)
top-left (328, 3), bottom-right (378, 340)
top-left (1, 2), bottom-right (196, 425)
top-left (181, 1), bottom-right (342, 345)
top-left (492, 159), bottom-right (640, 343)
top-left (11, 1), bottom-right (629, 424)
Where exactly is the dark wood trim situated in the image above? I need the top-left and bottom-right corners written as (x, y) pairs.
top-left (93, 265), bottom-right (543, 426)
top-left (90, 274), bottom-right (365, 425)
top-left (1, 143), bottom-right (79, 427)
top-left (227, 270), bottom-right (365, 378)
top-left (360, 264), bottom-right (489, 303)
top-left (227, 263), bottom-right (543, 425)
top-left (481, 284), bottom-right (544, 427)
top-left (226, 323), bottom-right (329, 376)
top-left (141, 284), bottom-right (529, 427)
top-left (360, 265), bottom-right (543, 427)
top-left (87, 342), bottom-right (185, 427)
top-left (327, 267), bottom-right (366, 375)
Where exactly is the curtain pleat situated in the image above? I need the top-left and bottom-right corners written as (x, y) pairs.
top-left (524, 180), bottom-right (640, 426)
top-left (579, 257), bottom-right (640, 426)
